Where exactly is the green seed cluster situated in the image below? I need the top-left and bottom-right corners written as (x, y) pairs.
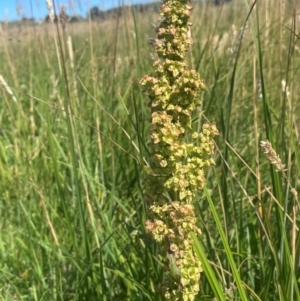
top-left (140, 1), bottom-right (218, 300)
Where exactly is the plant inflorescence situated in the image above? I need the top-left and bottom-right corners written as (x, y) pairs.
top-left (140, 1), bottom-right (218, 300)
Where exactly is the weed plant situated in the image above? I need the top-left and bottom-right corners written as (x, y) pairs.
top-left (0, 0), bottom-right (299, 300)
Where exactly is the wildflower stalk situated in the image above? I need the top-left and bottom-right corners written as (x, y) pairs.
top-left (140, 1), bottom-right (218, 300)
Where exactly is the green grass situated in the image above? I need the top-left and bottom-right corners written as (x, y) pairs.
top-left (0, 0), bottom-right (299, 300)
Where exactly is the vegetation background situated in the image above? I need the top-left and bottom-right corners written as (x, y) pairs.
top-left (0, 0), bottom-right (299, 300)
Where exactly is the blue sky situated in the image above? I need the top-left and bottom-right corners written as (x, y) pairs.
top-left (0, 0), bottom-right (153, 21)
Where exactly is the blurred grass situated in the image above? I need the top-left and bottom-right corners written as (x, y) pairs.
top-left (0, 0), bottom-right (299, 300)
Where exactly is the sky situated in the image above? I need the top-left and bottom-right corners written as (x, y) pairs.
top-left (0, 0), bottom-right (153, 21)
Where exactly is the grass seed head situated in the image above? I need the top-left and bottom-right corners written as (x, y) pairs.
top-left (260, 140), bottom-right (286, 172)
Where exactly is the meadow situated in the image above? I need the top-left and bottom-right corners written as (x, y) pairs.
top-left (0, 0), bottom-right (299, 300)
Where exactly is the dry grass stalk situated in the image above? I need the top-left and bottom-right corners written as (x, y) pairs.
top-left (45, 0), bottom-right (54, 21)
top-left (45, 0), bottom-right (62, 75)
top-left (0, 74), bottom-right (17, 102)
top-left (0, 24), bottom-right (19, 86)
top-left (67, 36), bottom-right (78, 101)
top-left (59, 5), bottom-right (67, 30)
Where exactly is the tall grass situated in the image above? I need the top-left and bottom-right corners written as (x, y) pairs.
top-left (0, 0), bottom-right (299, 300)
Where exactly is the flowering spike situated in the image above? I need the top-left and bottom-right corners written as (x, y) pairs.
top-left (140, 0), bottom-right (218, 300)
